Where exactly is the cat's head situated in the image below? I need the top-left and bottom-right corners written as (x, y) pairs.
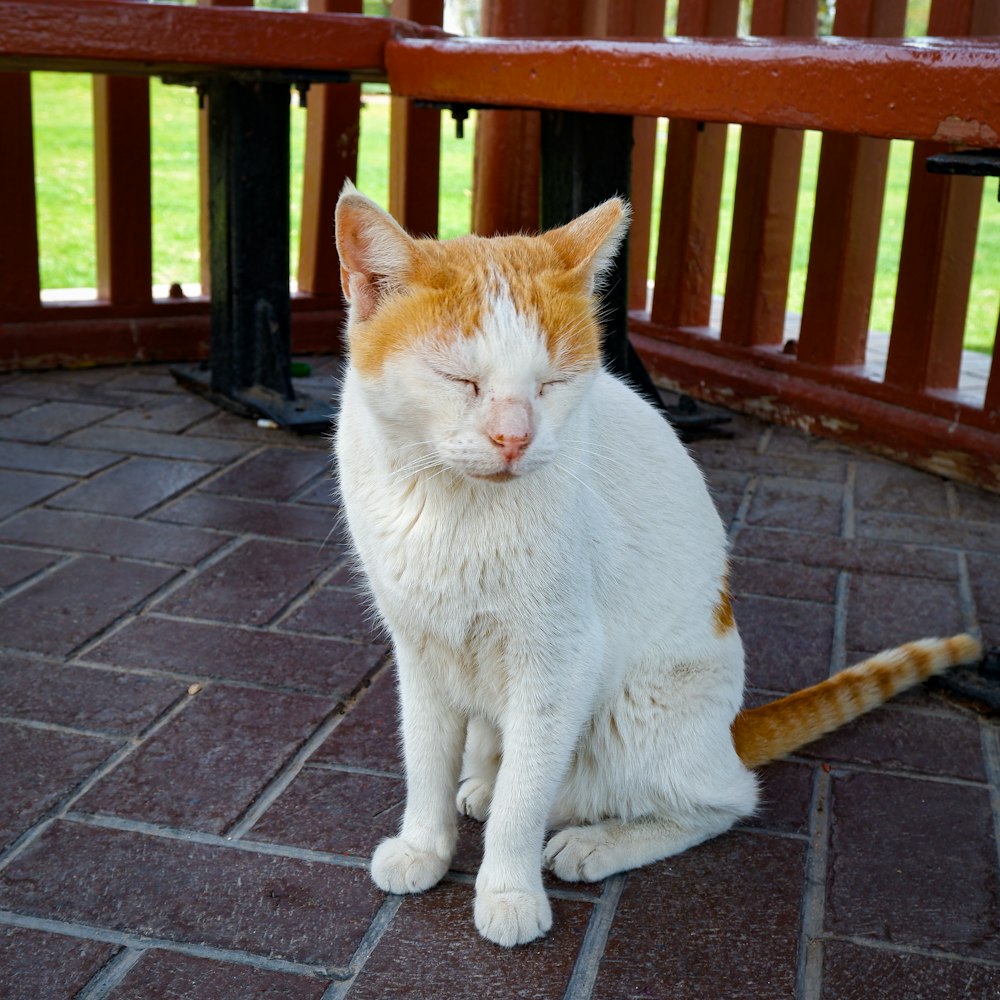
top-left (335, 182), bottom-right (628, 482)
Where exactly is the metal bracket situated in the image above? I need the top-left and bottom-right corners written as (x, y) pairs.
top-left (929, 645), bottom-right (1000, 712)
top-left (171, 362), bottom-right (332, 434)
top-left (926, 148), bottom-right (1000, 200)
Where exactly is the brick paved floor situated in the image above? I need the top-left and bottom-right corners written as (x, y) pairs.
top-left (0, 359), bottom-right (998, 1000)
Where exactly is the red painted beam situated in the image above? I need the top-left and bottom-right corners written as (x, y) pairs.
top-left (387, 35), bottom-right (1000, 146)
top-left (0, 0), bottom-right (439, 77)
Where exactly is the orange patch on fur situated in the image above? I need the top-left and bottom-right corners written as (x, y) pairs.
top-left (348, 233), bottom-right (602, 378)
top-left (713, 589), bottom-right (735, 636)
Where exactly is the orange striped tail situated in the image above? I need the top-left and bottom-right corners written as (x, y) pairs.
top-left (732, 634), bottom-right (982, 769)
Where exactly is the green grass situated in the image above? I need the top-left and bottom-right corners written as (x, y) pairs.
top-left (29, 71), bottom-right (997, 354)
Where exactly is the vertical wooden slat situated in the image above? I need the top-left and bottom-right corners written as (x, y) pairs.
top-left (797, 0), bottom-right (907, 368)
top-left (605, 0), bottom-right (667, 313)
top-left (884, 0), bottom-right (999, 393)
top-left (198, 0), bottom-right (253, 293)
top-left (719, 0), bottom-right (818, 349)
top-left (649, 0), bottom-right (740, 328)
top-left (389, 0), bottom-right (443, 235)
top-left (473, 0), bottom-right (662, 243)
top-left (0, 72), bottom-right (40, 313)
top-left (93, 70), bottom-right (152, 304)
top-left (472, 1), bottom-right (584, 237)
top-left (985, 317), bottom-right (1000, 418)
top-left (297, 0), bottom-right (362, 296)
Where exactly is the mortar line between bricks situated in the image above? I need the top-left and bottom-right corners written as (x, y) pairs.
top-left (131, 608), bottom-right (383, 649)
top-left (841, 461), bottom-right (856, 540)
top-left (954, 550), bottom-right (981, 636)
top-left (321, 895), bottom-right (404, 1000)
top-left (64, 810), bottom-right (372, 871)
top-left (561, 872), bottom-right (627, 1000)
top-left (0, 551), bottom-right (77, 608)
top-left (944, 481), bottom-right (961, 520)
top-left (67, 535), bottom-right (249, 660)
top-left (795, 766), bottom-right (831, 1000)
top-left (978, 723), bottom-right (1000, 882)
top-left (114, 595), bottom-right (388, 657)
top-left (822, 931), bottom-right (1000, 970)
top-left (106, 460), bottom-right (225, 521)
top-left (0, 686), bottom-right (201, 874)
top-left (0, 477), bottom-right (81, 531)
top-left (829, 571), bottom-right (850, 677)
top-left (437, 870), bottom-right (604, 904)
top-left (73, 946), bottom-right (145, 1000)
top-left (289, 468), bottom-right (337, 506)
top-left (264, 558), bottom-right (356, 631)
top-left (725, 520), bottom-right (976, 555)
top-left (68, 654), bottom-right (361, 699)
top-left (305, 762), bottom-right (402, 780)
top-left (726, 473), bottom-right (759, 545)
top-left (60, 564), bottom-right (191, 663)
top-left (0, 909), bottom-right (346, 982)
top-left (0, 714), bottom-right (126, 742)
top-left (821, 762), bottom-right (989, 789)
top-left (223, 700), bottom-right (368, 840)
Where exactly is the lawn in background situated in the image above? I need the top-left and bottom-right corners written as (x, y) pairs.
top-left (29, 72), bottom-right (998, 353)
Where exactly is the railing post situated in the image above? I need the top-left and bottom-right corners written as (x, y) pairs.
top-left (471, 2), bottom-right (584, 237)
top-left (472, 0), bottom-right (663, 248)
top-left (594, 1), bottom-right (667, 314)
top-left (297, 0), bottom-right (363, 298)
top-left (0, 72), bottom-right (40, 314)
top-left (650, 0), bottom-right (740, 329)
top-left (720, 0), bottom-right (818, 349)
top-left (389, 0), bottom-right (443, 236)
top-left (884, 0), bottom-right (999, 393)
top-left (797, 0), bottom-right (907, 369)
top-left (93, 0), bottom-right (153, 307)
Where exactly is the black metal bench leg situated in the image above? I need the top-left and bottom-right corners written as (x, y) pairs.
top-left (539, 110), bottom-right (665, 412)
top-left (173, 76), bottom-right (330, 433)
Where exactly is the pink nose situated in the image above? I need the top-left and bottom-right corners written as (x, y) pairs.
top-left (489, 430), bottom-right (531, 463)
top-left (486, 398), bottom-right (533, 463)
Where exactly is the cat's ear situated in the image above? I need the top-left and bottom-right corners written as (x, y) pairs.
top-left (335, 181), bottom-right (414, 322)
top-left (541, 197), bottom-right (631, 290)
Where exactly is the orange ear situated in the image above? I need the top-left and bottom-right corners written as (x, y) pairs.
top-left (335, 182), bottom-right (414, 322)
top-left (541, 197), bottom-right (631, 290)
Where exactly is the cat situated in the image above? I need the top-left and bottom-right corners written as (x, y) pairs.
top-left (331, 181), bottom-right (981, 947)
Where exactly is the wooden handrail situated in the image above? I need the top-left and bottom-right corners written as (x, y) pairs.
top-left (0, 0), bottom-right (439, 77)
top-left (385, 35), bottom-right (1000, 146)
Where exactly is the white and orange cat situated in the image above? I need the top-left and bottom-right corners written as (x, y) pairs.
top-left (332, 182), bottom-right (980, 947)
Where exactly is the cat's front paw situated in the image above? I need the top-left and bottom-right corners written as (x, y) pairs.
top-left (456, 776), bottom-right (493, 822)
top-left (543, 827), bottom-right (616, 883)
top-left (474, 886), bottom-right (552, 947)
top-left (370, 836), bottom-right (449, 894)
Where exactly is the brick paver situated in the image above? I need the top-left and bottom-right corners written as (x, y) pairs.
top-left (0, 361), bottom-right (998, 999)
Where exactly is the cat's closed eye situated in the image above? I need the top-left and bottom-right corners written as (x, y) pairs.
top-left (539, 379), bottom-right (566, 396)
top-left (436, 370), bottom-right (480, 396)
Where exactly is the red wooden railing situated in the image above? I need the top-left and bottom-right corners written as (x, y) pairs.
top-left (1, 0), bottom-right (998, 490)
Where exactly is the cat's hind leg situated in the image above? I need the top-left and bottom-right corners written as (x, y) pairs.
top-left (543, 808), bottom-right (743, 883)
top-left (456, 716), bottom-right (500, 822)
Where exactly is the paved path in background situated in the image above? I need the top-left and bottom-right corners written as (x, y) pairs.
top-left (0, 360), bottom-right (998, 999)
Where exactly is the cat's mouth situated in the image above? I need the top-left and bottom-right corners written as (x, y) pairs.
top-left (469, 469), bottom-right (518, 483)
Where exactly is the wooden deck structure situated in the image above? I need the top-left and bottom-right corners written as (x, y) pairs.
top-left (1, 0), bottom-right (998, 488)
